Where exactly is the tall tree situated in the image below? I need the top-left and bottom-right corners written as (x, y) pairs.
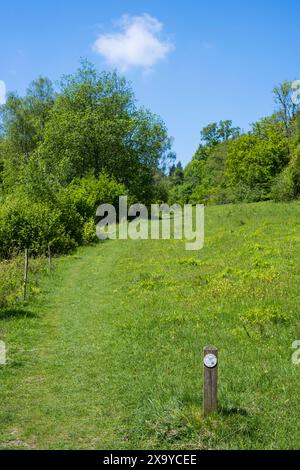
top-left (0, 77), bottom-right (55, 190)
top-left (273, 80), bottom-right (298, 136)
top-left (35, 62), bottom-right (174, 203)
top-left (200, 120), bottom-right (240, 147)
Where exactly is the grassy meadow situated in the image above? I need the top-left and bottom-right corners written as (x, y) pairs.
top-left (0, 201), bottom-right (300, 449)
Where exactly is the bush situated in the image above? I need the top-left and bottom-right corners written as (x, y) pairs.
top-left (53, 172), bottom-right (126, 245)
top-left (62, 172), bottom-right (127, 220)
top-left (0, 195), bottom-right (73, 259)
top-left (54, 191), bottom-right (84, 246)
top-left (271, 146), bottom-right (300, 201)
top-left (83, 217), bottom-right (99, 244)
top-left (0, 172), bottom-right (127, 261)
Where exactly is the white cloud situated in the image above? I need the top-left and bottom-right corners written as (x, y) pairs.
top-left (0, 80), bottom-right (6, 105)
top-left (93, 14), bottom-right (174, 71)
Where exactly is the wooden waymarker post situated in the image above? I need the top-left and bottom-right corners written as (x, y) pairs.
top-left (0, 341), bottom-right (6, 366)
top-left (203, 345), bottom-right (218, 417)
top-left (23, 247), bottom-right (29, 301)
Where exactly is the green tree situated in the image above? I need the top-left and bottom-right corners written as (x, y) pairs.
top-left (36, 62), bottom-right (173, 203)
top-left (174, 122), bottom-right (240, 204)
top-left (271, 145), bottom-right (300, 201)
top-left (0, 77), bottom-right (55, 191)
top-left (200, 120), bottom-right (240, 147)
top-left (273, 80), bottom-right (298, 137)
top-left (226, 118), bottom-right (289, 200)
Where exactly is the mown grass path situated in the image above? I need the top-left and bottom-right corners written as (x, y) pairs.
top-left (1, 241), bottom-right (153, 449)
top-left (1, 202), bottom-right (300, 449)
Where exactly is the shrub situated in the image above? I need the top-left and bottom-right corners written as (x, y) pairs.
top-left (83, 217), bottom-right (98, 244)
top-left (0, 195), bottom-right (72, 259)
top-left (62, 172), bottom-right (127, 220)
top-left (0, 172), bottom-right (127, 261)
top-left (54, 191), bottom-right (84, 246)
top-left (271, 146), bottom-right (300, 201)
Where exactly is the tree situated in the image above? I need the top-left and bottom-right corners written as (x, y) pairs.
top-left (218, 120), bottom-right (240, 142)
top-left (226, 118), bottom-right (289, 200)
top-left (200, 120), bottom-right (240, 147)
top-left (0, 77), bottom-right (55, 191)
top-left (169, 161), bottom-right (184, 185)
top-left (170, 121), bottom-right (240, 204)
top-left (36, 62), bottom-right (174, 203)
top-left (271, 145), bottom-right (300, 201)
top-left (26, 77), bottom-right (55, 131)
top-left (200, 122), bottom-right (219, 147)
top-left (273, 80), bottom-right (298, 136)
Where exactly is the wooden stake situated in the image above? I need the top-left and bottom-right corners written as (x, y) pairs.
top-left (23, 247), bottom-right (29, 301)
top-left (48, 245), bottom-right (52, 272)
top-left (203, 345), bottom-right (218, 416)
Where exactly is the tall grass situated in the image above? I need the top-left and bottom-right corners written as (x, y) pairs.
top-left (0, 255), bottom-right (48, 308)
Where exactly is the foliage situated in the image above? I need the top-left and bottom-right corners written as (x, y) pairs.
top-left (83, 217), bottom-right (99, 244)
top-left (0, 61), bottom-right (174, 261)
top-left (168, 107), bottom-right (293, 205)
top-left (1, 69), bottom-right (300, 266)
top-left (33, 62), bottom-right (173, 203)
top-left (62, 172), bottom-right (126, 220)
top-left (226, 118), bottom-right (289, 201)
top-left (200, 120), bottom-right (240, 147)
top-left (271, 145), bottom-right (300, 201)
top-left (0, 194), bottom-right (72, 258)
top-left (0, 78), bottom-right (55, 192)
top-left (273, 80), bottom-right (299, 136)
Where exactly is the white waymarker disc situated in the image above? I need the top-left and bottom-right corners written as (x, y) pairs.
top-left (203, 353), bottom-right (217, 368)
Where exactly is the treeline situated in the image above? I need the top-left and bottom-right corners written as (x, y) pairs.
top-left (168, 81), bottom-right (300, 205)
top-left (1, 66), bottom-right (300, 264)
top-left (0, 61), bottom-right (174, 260)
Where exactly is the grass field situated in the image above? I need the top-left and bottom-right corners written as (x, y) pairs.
top-left (1, 201), bottom-right (300, 449)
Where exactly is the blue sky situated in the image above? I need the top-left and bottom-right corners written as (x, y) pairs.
top-left (0, 0), bottom-right (299, 164)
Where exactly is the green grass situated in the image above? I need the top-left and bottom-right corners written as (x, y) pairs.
top-left (1, 201), bottom-right (300, 449)
top-left (0, 255), bottom-right (48, 308)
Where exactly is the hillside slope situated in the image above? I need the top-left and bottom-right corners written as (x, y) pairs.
top-left (1, 201), bottom-right (300, 449)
